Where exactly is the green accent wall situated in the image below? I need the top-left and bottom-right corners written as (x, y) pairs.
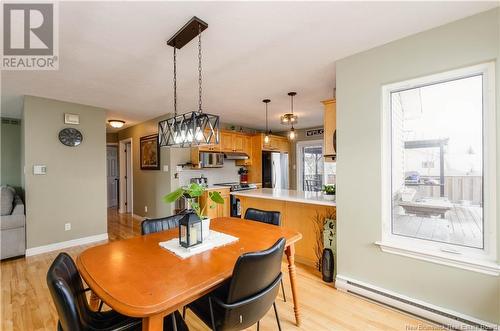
top-left (1, 118), bottom-right (22, 189)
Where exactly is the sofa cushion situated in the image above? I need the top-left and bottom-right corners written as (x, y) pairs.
top-left (0, 186), bottom-right (14, 216)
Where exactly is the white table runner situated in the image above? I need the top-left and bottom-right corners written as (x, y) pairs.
top-left (159, 230), bottom-right (239, 259)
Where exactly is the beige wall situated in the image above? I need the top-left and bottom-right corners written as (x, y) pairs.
top-left (117, 114), bottom-right (191, 218)
top-left (106, 132), bottom-right (118, 144)
top-left (336, 8), bottom-right (499, 323)
top-left (23, 96), bottom-right (107, 248)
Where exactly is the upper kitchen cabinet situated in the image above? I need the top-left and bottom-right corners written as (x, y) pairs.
top-left (261, 134), bottom-right (289, 153)
top-left (221, 131), bottom-right (248, 153)
top-left (197, 129), bottom-right (221, 152)
top-left (322, 99), bottom-right (336, 161)
top-left (235, 134), bottom-right (253, 166)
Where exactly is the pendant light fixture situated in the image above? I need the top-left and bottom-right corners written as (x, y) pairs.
top-left (158, 17), bottom-right (220, 148)
top-left (263, 99), bottom-right (271, 144)
top-left (287, 92), bottom-right (297, 140)
top-left (281, 91), bottom-right (298, 125)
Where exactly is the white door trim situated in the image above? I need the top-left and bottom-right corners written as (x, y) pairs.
top-left (296, 139), bottom-right (323, 192)
top-left (119, 138), bottom-right (133, 214)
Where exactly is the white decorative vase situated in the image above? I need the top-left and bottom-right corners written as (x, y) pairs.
top-left (324, 194), bottom-right (336, 202)
top-left (201, 218), bottom-right (211, 240)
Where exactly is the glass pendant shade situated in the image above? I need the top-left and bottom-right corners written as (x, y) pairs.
top-left (264, 134), bottom-right (270, 144)
top-left (288, 126), bottom-right (296, 140)
top-left (159, 111), bottom-right (219, 148)
top-left (280, 113), bottom-right (298, 125)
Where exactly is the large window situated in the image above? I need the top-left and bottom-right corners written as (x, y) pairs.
top-left (381, 63), bottom-right (497, 272)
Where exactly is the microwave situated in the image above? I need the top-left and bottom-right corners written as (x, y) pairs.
top-left (200, 152), bottom-right (224, 168)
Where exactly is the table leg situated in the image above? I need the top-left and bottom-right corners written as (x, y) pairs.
top-left (89, 290), bottom-right (100, 311)
top-left (142, 314), bottom-right (164, 331)
top-left (285, 244), bottom-right (301, 326)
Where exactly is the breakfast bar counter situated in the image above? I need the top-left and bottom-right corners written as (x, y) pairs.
top-left (232, 188), bottom-right (336, 267)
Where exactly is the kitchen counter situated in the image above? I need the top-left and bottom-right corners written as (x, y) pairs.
top-left (232, 188), bottom-right (336, 267)
top-left (231, 188), bottom-right (335, 207)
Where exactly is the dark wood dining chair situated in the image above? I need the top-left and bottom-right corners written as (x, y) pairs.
top-left (46, 252), bottom-right (188, 331)
top-left (141, 214), bottom-right (184, 235)
top-left (185, 238), bottom-right (286, 331)
top-left (244, 208), bottom-right (286, 302)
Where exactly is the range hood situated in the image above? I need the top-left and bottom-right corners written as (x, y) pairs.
top-left (224, 152), bottom-right (249, 160)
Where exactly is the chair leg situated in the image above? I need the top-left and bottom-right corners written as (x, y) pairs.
top-left (257, 320), bottom-right (260, 331)
top-left (172, 313), bottom-right (178, 331)
top-left (98, 300), bottom-right (104, 312)
top-left (182, 306), bottom-right (186, 319)
top-left (209, 297), bottom-right (217, 331)
top-left (273, 302), bottom-right (282, 331)
top-left (280, 279), bottom-right (286, 302)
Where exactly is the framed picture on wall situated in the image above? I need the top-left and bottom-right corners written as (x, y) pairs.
top-left (140, 134), bottom-right (160, 170)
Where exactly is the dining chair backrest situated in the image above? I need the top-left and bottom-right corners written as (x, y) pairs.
top-left (218, 237), bottom-right (286, 330)
top-left (141, 214), bottom-right (184, 235)
top-left (46, 253), bottom-right (91, 331)
top-left (244, 208), bottom-right (281, 226)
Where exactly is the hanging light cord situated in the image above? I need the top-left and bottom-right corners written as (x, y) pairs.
top-left (173, 46), bottom-right (177, 116)
top-left (265, 102), bottom-right (268, 133)
top-left (198, 24), bottom-right (203, 113)
top-left (291, 93), bottom-right (294, 115)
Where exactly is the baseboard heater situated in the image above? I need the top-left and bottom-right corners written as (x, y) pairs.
top-left (335, 275), bottom-right (498, 331)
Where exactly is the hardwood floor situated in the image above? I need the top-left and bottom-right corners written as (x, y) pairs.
top-left (1, 208), bottom-right (433, 331)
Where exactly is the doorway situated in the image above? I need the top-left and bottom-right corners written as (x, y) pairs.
top-left (106, 145), bottom-right (119, 208)
top-left (119, 138), bottom-right (133, 214)
top-left (296, 140), bottom-right (336, 192)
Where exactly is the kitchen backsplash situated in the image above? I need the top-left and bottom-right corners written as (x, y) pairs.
top-left (178, 160), bottom-right (240, 187)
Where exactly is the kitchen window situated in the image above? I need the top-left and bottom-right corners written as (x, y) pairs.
top-left (379, 63), bottom-right (498, 274)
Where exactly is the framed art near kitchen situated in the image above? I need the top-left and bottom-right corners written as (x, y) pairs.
top-left (140, 134), bottom-right (160, 170)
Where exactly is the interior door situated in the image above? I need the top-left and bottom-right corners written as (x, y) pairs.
top-left (106, 146), bottom-right (119, 207)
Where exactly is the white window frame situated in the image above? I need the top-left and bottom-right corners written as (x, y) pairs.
top-left (378, 62), bottom-right (499, 275)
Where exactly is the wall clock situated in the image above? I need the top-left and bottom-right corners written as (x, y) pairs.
top-left (58, 128), bottom-right (83, 147)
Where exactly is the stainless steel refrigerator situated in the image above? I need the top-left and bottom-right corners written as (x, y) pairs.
top-left (262, 151), bottom-right (289, 189)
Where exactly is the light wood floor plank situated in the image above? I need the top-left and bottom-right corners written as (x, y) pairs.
top-left (1, 208), bottom-right (433, 330)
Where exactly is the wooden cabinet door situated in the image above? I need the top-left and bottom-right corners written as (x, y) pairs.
top-left (278, 138), bottom-right (290, 153)
top-left (233, 134), bottom-right (244, 152)
top-left (221, 131), bottom-right (233, 152)
top-left (218, 193), bottom-right (230, 218)
top-left (322, 99), bottom-right (336, 157)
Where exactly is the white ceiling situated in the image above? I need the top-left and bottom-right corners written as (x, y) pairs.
top-left (2, 1), bottom-right (498, 131)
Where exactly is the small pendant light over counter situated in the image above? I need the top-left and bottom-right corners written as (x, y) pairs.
top-left (158, 17), bottom-right (220, 148)
top-left (263, 99), bottom-right (271, 144)
top-left (287, 92), bottom-right (297, 141)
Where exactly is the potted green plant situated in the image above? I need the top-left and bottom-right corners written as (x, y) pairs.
top-left (163, 183), bottom-right (224, 240)
top-left (323, 184), bottom-right (336, 201)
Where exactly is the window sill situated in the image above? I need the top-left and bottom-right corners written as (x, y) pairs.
top-left (374, 241), bottom-right (499, 276)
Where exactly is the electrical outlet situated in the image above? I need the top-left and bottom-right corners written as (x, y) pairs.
top-left (163, 165), bottom-right (169, 172)
top-left (64, 223), bottom-right (71, 231)
top-left (144, 206), bottom-right (148, 213)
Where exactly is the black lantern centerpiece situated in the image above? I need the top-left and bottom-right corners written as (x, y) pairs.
top-left (179, 213), bottom-right (202, 248)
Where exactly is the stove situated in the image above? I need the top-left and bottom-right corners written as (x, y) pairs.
top-left (213, 182), bottom-right (257, 192)
top-left (213, 182), bottom-right (258, 217)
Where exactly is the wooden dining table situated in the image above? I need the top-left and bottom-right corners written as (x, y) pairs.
top-left (77, 217), bottom-right (303, 331)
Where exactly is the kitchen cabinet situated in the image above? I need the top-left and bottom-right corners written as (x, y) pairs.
top-left (200, 187), bottom-right (230, 219)
top-left (235, 135), bottom-right (253, 166)
top-left (262, 134), bottom-right (289, 153)
top-left (322, 99), bottom-right (336, 160)
top-left (221, 131), bottom-right (247, 153)
top-left (220, 131), bottom-right (234, 152)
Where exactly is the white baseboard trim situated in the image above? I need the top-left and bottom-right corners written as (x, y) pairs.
top-left (335, 275), bottom-right (498, 330)
top-left (25, 233), bottom-right (108, 256)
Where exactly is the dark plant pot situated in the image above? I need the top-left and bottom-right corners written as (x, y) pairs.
top-left (321, 248), bottom-right (334, 283)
